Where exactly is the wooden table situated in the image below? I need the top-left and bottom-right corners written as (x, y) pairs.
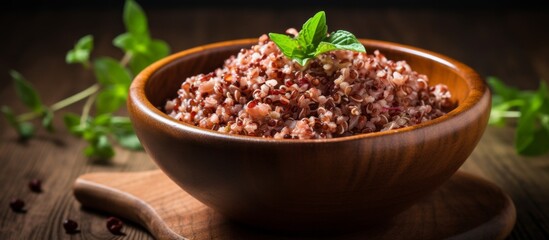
top-left (1, 6), bottom-right (548, 239)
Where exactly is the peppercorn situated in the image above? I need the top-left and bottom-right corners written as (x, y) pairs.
top-left (63, 219), bottom-right (79, 234)
top-left (29, 179), bottom-right (42, 193)
top-left (106, 216), bottom-right (124, 235)
top-left (9, 198), bottom-right (25, 212)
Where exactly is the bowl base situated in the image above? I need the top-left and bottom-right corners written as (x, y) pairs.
top-left (73, 170), bottom-right (515, 240)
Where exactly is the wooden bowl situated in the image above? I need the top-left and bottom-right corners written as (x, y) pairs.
top-left (127, 39), bottom-right (491, 231)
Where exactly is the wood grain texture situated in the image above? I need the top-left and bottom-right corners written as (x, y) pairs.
top-left (73, 170), bottom-right (515, 240)
top-left (1, 7), bottom-right (548, 240)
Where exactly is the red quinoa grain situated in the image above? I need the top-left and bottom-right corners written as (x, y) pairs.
top-left (165, 34), bottom-right (453, 139)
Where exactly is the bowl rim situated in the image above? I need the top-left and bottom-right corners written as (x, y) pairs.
top-left (129, 38), bottom-right (488, 144)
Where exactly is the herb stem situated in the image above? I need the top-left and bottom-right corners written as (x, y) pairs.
top-left (80, 90), bottom-right (98, 126)
top-left (51, 84), bottom-right (100, 111)
top-left (16, 84), bottom-right (101, 122)
top-left (15, 111), bottom-right (41, 123)
top-left (120, 52), bottom-right (132, 68)
top-left (491, 110), bottom-right (521, 118)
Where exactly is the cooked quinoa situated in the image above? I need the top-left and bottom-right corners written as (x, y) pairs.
top-left (165, 34), bottom-right (453, 139)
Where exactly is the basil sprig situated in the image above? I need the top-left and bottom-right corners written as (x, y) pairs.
top-left (269, 11), bottom-right (365, 66)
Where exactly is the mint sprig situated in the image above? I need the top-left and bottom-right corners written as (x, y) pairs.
top-left (113, 0), bottom-right (170, 75)
top-left (1, 0), bottom-right (168, 160)
top-left (269, 11), bottom-right (365, 66)
top-left (65, 35), bottom-right (93, 68)
top-left (488, 77), bottom-right (549, 156)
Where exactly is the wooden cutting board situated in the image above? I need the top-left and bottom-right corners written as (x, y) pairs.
top-left (73, 170), bottom-right (515, 240)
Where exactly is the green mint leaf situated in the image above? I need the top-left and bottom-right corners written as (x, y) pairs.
top-left (66, 35), bottom-right (93, 66)
top-left (93, 57), bottom-right (132, 86)
top-left (96, 86), bottom-right (128, 114)
top-left (127, 39), bottom-right (170, 74)
top-left (110, 116), bottom-right (143, 150)
top-left (298, 11), bottom-right (327, 52)
top-left (115, 132), bottom-right (142, 150)
top-left (314, 42), bottom-right (339, 56)
top-left (10, 70), bottom-right (44, 113)
top-left (63, 113), bottom-right (86, 136)
top-left (63, 113), bottom-right (80, 128)
top-left (269, 33), bottom-right (310, 66)
top-left (517, 126), bottom-right (549, 156)
top-left (488, 99), bottom-right (523, 126)
top-left (269, 11), bottom-right (364, 66)
top-left (128, 53), bottom-right (150, 76)
top-left (1, 106), bottom-right (19, 129)
top-left (487, 76), bottom-right (535, 102)
top-left (515, 81), bottom-right (549, 155)
top-left (147, 39), bottom-right (170, 60)
top-left (75, 114), bottom-right (115, 159)
top-left (113, 32), bottom-right (135, 51)
top-left (1, 105), bottom-right (35, 140)
top-left (315, 30), bottom-right (365, 56)
top-left (113, 32), bottom-right (150, 54)
top-left (294, 57), bottom-right (311, 67)
top-left (93, 58), bottom-right (130, 114)
top-left (84, 134), bottom-right (115, 159)
top-left (268, 33), bottom-right (300, 59)
top-left (93, 113), bottom-right (113, 127)
top-left (42, 109), bottom-right (54, 132)
top-left (124, 0), bottom-right (149, 38)
top-left (18, 122), bottom-right (35, 140)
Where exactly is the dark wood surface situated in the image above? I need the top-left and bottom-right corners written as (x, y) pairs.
top-left (1, 6), bottom-right (548, 240)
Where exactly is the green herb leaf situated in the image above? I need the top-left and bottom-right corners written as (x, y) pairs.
top-left (18, 122), bottom-right (35, 140)
top-left (93, 113), bottom-right (113, 127)
top-left (64, 113), bottom-right (85, 136)
top-left (111, 116), bottom-right (143, 150)
top-left (42, 109), bottom-right (55, 132)
top-left (113, 32), bottom-right (135, 51)
top-left (96, 86), bottom-right (128, 114)
top-left (489, 99), bottom-right (523, 126)
top-left (298, 11), bottom-right (327, 53)
top-left (84, 134), bottom-right (115, 159)
top-left (515, 82), bottom-right (549, 156)
top-left (115, 132), bottom-right (142, 150)
top-left (488, 77), bottom-right (529, 126)
top-left (10, 70), bottom-right (44, 113)
top-left (93, 57), bottom-right (132, 86)
top-left (269, 11), bottom-right (364, 66)
top-left (1, 106), bottom-right (19, 128)
top-left (114, 0), bottom-right (169, 75)
top-left (93, 57), bottom-right (131, 114)
top-left (315, 30), bottom-right (365, 56)
top-left (488, 77), bottom-right (525, 102)
top-left (268, 33), bottom-right (297, 56)
top-left (146, 39), bottom-right (170, 60)
top-left (123, 0), bottom-right (149, 38)
top-left (127, 39), bottom-right (170, 74)
top-left (113, 33), bottom-right (149, 54)
top-left (1, 106), bottom-right (34, 139)
top-left (489, 77), bottom-right (549, 156)
top-left (66, 35), bottom-right (93, 66)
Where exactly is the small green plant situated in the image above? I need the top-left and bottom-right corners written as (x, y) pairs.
top-left (1, 0), bottom-right (170, 159)
top-left (269, 11), bottom-right (365, 66)
top-left (488, 77), bottom-right (549, 156)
